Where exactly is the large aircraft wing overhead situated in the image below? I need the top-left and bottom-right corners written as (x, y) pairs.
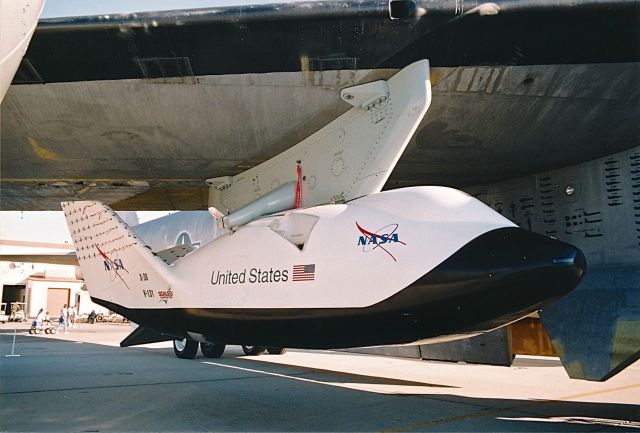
top-left (208, 60), bottom-right (431, 213)
top-left (1, 0), bottom-right (637, 210)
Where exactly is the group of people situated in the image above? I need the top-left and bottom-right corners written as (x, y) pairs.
top-left (57, 304), bottom-right (77, 333)
top-left (33, 305), bottom-right (101, 332)
top-left (34, 306), bottom-right (76, 333)
top-left (33, 305), bottom-right (100, 333)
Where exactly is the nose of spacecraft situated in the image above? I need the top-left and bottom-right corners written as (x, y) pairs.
top-left (475, 228), bottom-right (586, 301)
top-left (429, 227), bottom-right (587, 307)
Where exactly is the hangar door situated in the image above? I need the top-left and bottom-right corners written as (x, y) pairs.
top-left (47, 288), bottom-right (70, 315)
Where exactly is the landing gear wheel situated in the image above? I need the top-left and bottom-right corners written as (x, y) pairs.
top-left (173, 338), bottom-right (199, 359)
top-left (242, 345), bottom-right (266, 356)
top-left (267, 347), bottom-right (287, 355)
top-left (28, 328), bottom-right (34, 334)
top-left (201, 343), bottom-right (226, 358)
top-left (45, 328), bottom-right (51, 334)
top-left (49, 328), bottom-right (57, 335)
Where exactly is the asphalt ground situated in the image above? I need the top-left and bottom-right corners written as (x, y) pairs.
top-left (1, 322), bottom-right (638, 432)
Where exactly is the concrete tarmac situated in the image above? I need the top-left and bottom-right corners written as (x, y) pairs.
top-left (1, 322), bottom-right (638, 432)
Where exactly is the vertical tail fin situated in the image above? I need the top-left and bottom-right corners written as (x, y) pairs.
top-left (62, 201), bottom-right (176, 308)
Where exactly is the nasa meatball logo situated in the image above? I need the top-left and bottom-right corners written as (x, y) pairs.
top-left (356, 222), bottom-right (406, 262)
top-left (96, 245), bottom-right (129, 287)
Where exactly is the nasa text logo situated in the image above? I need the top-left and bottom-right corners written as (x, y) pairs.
top-left (103, 258), bottom-right (125, 273)
top-left (356, 222), bottom-right (406, 261)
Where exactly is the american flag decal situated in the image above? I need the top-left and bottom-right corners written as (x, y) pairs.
top-left (293, 264), bottom-right (315, 281)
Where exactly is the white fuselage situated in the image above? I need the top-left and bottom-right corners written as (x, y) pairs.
top-left (62, 186), bottom-right (585, 348)
top-left (90, 187), bottom-right (515, 310)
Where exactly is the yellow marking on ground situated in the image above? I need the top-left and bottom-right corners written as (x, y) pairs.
top-left (380, 383), bottom-right (640, 432)
top-left (559, 382), bottom-right (640, 401)
top-left (28, 136), bottom-right (59, 160)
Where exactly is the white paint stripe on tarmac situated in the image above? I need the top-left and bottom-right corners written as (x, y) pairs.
top-left (202, 361), bottom-right (333, 387)
top-left (202, 360), bottom-right (455, 395)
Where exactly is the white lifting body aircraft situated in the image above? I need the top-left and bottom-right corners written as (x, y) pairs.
top-left (60, 60), bottom-right (586, 359)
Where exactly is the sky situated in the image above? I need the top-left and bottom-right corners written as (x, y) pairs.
top-left (42, 0), bottom-right (308, 18)
top-left (0, 211), bottom-right (173, 252)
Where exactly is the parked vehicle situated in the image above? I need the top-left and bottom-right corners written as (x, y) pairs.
top-left (8, 303), bottom-right (27, 322)
top-left (29, 320), bottom-right (57, 335)
top-left (87, 310), bottom-right (97, 324)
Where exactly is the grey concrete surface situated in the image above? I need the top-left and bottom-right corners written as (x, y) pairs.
top-left (0, 323), bottom-right (638, 432)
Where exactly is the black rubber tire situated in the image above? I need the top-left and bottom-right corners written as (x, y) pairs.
top-left (28, 328), bottom-right (34, 334)
top-left (201, 343), bottom-right (226, 358)
top-left (44, 328), bottom-right (50, 334)
top-left (266, 347), bottom-right (287, 355)
top-left (173, 339), bottom-right (199, 359)
top-left (242, 345), bottom-right (266, 356)
top-left (50, 328), bottom-right (57, 335)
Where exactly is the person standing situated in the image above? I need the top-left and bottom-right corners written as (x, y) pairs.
top-left (59, 304), bottom-right (68, 334)
top-left (33, 308), bottom-right (44, 328)
top-left (65, 305), bottom-right (71, 332)
top-left (69, 305), bottom-right (77, 328)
